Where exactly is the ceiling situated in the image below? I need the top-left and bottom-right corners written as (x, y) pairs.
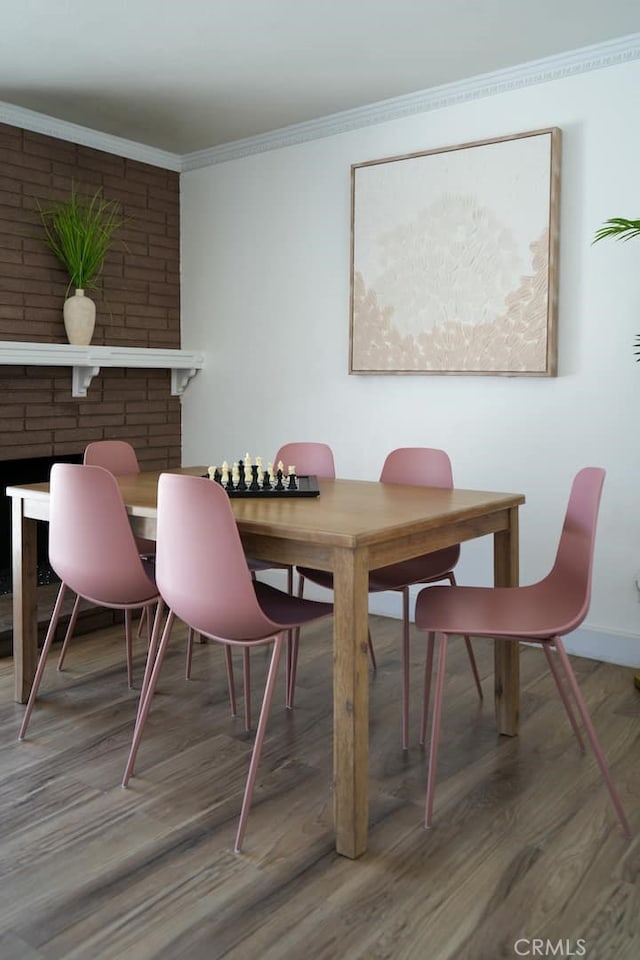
top-left (1, 0), bottom-right (639, 156)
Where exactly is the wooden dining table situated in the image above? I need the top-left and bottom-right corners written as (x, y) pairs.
top-left (8, 466), bottom-right (524, 859)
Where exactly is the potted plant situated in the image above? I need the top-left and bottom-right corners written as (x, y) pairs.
top-left (594, 215), bottom-right (640, 691)
top-left (594, 216), bottom-right (640, 360)
top-left (37, 184), bottom-right (127, 345)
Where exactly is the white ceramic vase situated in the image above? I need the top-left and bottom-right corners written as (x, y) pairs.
top-left (63, 289), bottom-right (96, 346)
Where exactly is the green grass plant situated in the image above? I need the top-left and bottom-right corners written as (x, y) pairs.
top-left (38, 184), bottom-right (127, 293)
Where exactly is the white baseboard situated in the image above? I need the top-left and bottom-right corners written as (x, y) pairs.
top-left (561, 627), bottom-right (640, 668)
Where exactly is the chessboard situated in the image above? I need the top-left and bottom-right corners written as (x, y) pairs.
top-left (205, 455), bottom-right (320, 498)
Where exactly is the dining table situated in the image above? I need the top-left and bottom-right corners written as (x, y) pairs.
top-left (7, 466), bottom-right (524, 859)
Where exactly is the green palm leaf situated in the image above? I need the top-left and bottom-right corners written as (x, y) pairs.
top-left (593, 217), bottom-right (640, 244)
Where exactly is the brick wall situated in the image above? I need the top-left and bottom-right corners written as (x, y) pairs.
top-left (0, 123), bottom-right (181, 469)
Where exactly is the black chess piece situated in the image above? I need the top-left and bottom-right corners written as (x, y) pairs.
top-left (275, 469), bottom-right (285, 491)
top-left (262, 470), bottom-right (271, 490)
top-left (214, 468), bottom-right (222, 484)
top-left (237, 459), bottom-right (247, 491)
top-left (287, 471), bottom-right (298, 491)
top-left (249, 464), bottom-right (260, 491)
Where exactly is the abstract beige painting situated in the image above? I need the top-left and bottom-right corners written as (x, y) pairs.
top-left (349, 128), bottom-right (561, 376)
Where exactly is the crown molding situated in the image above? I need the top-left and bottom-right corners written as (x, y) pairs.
top-left (181, 32), bottom-right (640, 171)
top-left (0, 100), bottom-right (182, 171)
top-left (1, 33), bottom-right (638, 174)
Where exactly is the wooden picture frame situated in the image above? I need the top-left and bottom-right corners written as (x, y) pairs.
top-left (349, 127), bottom-right (561, 376)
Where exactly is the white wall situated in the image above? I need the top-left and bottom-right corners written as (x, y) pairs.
top-left (180, 59), bottom-right (640, 666)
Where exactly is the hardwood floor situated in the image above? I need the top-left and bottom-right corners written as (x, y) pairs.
top-left (0, 612), bottom-right (638, 959)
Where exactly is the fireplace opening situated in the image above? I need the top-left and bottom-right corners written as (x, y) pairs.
top-left (1, 454), bottom-right (83, 595)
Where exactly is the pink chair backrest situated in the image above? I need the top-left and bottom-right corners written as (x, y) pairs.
top-left (380, 447), bottom-right (459, 569)
top-left (49, 463), bottom-right (156, 604)
top-left (380, 448), bottom-right (453, 488)
top-left (155, 473), bottom-right (282, 642)
top-left (274, 443), bottom-right (336, 479)
top-left (84, 440), bottom-right (141, 475)
top-left (542, 467), bottom-right (605, 634)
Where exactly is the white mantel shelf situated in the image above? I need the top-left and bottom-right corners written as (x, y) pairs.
top-left (0, 341), bottom-right (205, 397)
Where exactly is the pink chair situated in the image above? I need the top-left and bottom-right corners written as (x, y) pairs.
top-left (84, 439), bottom-right (143, 475)
top-left (83, 440), bottom-right (155, 556)
top-left (247, 441), bottom-right (336, 586)
top-left (188, 441), bottom-right (337, 728)
top-left (298, 448), bottom-right (482, 748)
top-left (18, 463), bottom-right (161, 740)
top-left (84, 442), bottom-right (236, 710)
top-left (57, 439), bottom-right (155, 670)
top-left (122, 473), bottom-right (333, 853)
top-left (275, 442), bottom-right (336, 480)
top-left (259, 441), bottom-right (336, 710)
top-left (415, 467), bottom-right (631, 838)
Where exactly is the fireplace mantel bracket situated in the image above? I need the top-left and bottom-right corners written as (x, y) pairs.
top-left (171, 367), bottom-right (199, 396)
top-left (72, 365), bottom-right (101, 398)
top-left (0, 342), bottom-right (205, 398)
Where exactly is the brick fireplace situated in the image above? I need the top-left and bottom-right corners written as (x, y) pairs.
top-left (0, 121), bottom-right (183, 650)
top-left (0, 453), bottom-right (82, 595)
top-left (0, 120), bottom-right (182, 465)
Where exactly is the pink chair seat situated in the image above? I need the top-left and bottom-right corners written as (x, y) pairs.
top-left (368, 547), bottom-right (459, 593)
top-left (414, 467), bottom-right (631, 839)
top-left (298, 548), bottom-right (458, 593)
top-left (295, 566), bottom-right (333, 590)
top-left (253, 580), bottom-right (333, 627)
top-left (414, 580), bottom-right (586, 640)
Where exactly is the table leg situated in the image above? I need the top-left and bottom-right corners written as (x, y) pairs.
top-left (332, 547), bottom-right (369, 858)
top-left (493, 506), bottom-right (520, 736)
top-left (12, 497), bottom-right (38, 703)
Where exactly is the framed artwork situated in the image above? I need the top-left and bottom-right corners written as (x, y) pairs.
top-left (349, 127), bottom-right (561, 376)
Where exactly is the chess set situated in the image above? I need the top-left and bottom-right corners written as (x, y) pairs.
top-left (206, 454), bottom-right (320, 498)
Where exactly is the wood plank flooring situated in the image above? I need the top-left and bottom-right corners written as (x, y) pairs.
top-left (0, 611), bottom-right (638, 960)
